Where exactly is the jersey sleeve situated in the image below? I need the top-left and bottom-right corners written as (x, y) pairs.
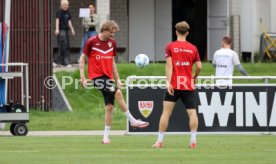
top-left (232, 51), bottom-right (241, 65)
top-left (56, 10), bottom-right (61, 18)
top-left (83, 38), bottom-right (92, 56)
top-left (194, 48), bottom-right (201, 62)
top-left (212, 52), bottom-right (217, 64)
top-left (165, 43), bottom-right (172, 58)
top-left (113, 41), bottom-right (117, 57)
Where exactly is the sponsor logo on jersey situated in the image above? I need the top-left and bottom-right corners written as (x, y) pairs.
top-left (96, 55), bottom-right (113, 60)
top-left (175, 61), bottom-right (190, 66)
top-left (217, 64), bottom-right (227, 68)
top-left (138, 101), bottom-right (154, 118)
top-left (174, 48), bottom-right (193, 54)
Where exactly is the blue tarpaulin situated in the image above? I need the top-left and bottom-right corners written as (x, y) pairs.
top-left (0, 22), bottom-right (7, 112)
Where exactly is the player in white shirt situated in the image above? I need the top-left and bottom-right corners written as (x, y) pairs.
top-left (213, 36), bottom-right (248, 85)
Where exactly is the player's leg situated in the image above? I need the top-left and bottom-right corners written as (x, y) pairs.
top-left (59, 31), bottom-right (67, 66)
top-left (114, 89), bottom-right (149, 129)
top-left (101, 89), bottom-right (115, 144)
top-left (78, 31), bottom-right (91, 62)
top-left (63, 31), bottom-right (70, 66)
top-left (186, 109), bottom-right (198, 148)
top-left (102, 102), bottom-right (113, 144)
top-left (152, 101), bottom-right (175, 148)
top-left (159, 101), bottom-right (175, 132)
top-left (181, 91), bottom-right (198, 148)
top-left (78, 33), bottom-right (86, 62)
top-left (92, 76), bottom-right (114, 144)
top-left (104, 104), bottom-right (113, 127)
top-left (152, 90), bottom-right (178, 148)
top-left (55, 32), bottom-right (64, 66)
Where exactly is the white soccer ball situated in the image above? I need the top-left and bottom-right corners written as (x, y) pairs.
top-left (135, 54), bottom-right (149, 68)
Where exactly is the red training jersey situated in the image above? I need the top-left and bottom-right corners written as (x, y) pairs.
top-left (83, 35), bottom-right (117, 80)
top-left (166, 41), bottom-right (200, 90)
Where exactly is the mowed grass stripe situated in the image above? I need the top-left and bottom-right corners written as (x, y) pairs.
top-left (0, 135), bottom-right (275, 164)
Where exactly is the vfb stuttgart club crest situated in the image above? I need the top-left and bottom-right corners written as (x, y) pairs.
top-left (138, 101), bottom-right (154, 118)
top-left (108, 41), bottom-right (112, 47)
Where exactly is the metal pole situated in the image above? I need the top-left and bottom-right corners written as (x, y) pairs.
top-left (21, 65), bottom-right (24, 105)
top-left (264, 77), bottom-right (269, 84)
top-left (26, 64), bottom-right (29, 112)
top-left (4, 0), bottom-right (11, 104)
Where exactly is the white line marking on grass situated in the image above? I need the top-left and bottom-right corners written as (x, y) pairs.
top-left (0, 131), bottom-right (126, 136)
top-left (0, 150), bottom-right (39, 153)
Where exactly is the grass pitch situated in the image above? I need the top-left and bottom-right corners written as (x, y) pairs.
top-left (0, 135), bottom-right (275, 164)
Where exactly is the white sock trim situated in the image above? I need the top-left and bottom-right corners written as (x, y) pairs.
top-left (103, 126), bottom-right (111, 139)
top-left (190, 130), bottom-right (197, 143)
top-left (124, 111), bottom-right (136, 123)
top-left (157, 131), bottom-right (164, 142)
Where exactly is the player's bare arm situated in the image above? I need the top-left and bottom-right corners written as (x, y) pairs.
top-left (112, 58), bottom-right (122, 89)
top-left (166, 57), bottom-right (174, 96)
top-left (79, 53), bottom-right (87, 86)
top-left (193, 61), bottom-right (202, 80)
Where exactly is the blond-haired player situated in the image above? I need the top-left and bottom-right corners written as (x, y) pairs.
top-left (79, 21), bottom-right (149, 144)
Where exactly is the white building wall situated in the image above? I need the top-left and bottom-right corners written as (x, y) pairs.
top-left (110, 0), bottom-right (171, 62)
top-left (230, 0), bottom-right (240, 54)
top-left (129, 0), bottom-right (155, 61)
top-left (240, 0), bottom-right (272, 62)
top-left (110, 0), bottom-right (128, 61)
top-left (106, 0), bottom-right (276, 62)
top-left (97, 0), bottom-right (110, 27)
top-left (240, 0), bottom-right (254, 55)
top-left (110, 0), bottom-right (128, 48)
top-left (254, 0), bottom-right (270, 54)
top-left (155, 0), bottom-right (172, 61)
top-left (230, 0), bottom-right (240, 15)
top-left (272, 0), bottom-right (276, 32)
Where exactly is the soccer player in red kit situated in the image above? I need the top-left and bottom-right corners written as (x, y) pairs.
top-left (152, 21), bottom-right (202, 149)
top-left (79, 20), bottom-right (149, 144)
